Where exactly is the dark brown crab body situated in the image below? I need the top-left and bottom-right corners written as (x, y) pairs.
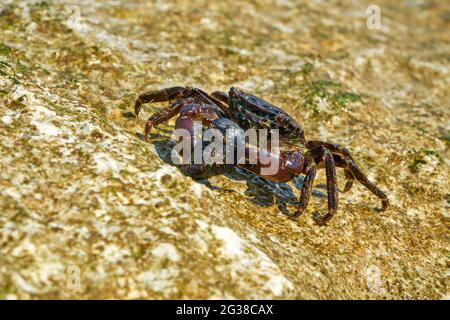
top-left (134, 86), bottom-right (389, 225)
top-left (227, 87), bottom-right (306, 145)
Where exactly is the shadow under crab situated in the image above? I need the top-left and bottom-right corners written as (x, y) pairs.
top-left (148, 136), bottom-right (320, 217)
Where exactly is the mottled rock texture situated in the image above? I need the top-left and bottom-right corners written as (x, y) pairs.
top-left (0, 0), bottom-right (448, 299)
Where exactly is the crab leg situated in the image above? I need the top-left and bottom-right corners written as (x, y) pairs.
top-left (308, 140), bottom-right (388, 210)
top-left (142, 100), bottom-right (188, 141)
top-left (287, 146), bottom-right (338, 224)
top-left (134, 86), bottom-right (225, 115)
top-left (313, 149), bottom-right (339, 225)
top-left (290, 160), bottom-right (316, 219)
top-left (135, 86), bottom-right (186, 116)
top-left (135, 87), bottom-right (232, 140)
top-left (307, 140), bottom-right (354, 159)
top-left (211, 91), bottom-right (229, 104)
top-left (335, 156), bottom-right (389, 210)
top-left (307, 140), bottom-right (357, 192)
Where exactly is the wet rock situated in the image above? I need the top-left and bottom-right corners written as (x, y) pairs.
top-left (0, 0), bottom-right (448, 299)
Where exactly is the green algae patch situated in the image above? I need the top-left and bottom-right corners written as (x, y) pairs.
top-left (0, 43), bottom-right (12, 57)
top-left (301, 79), bottom-right (362, 116)
top-left (407, 149), bottom-right (443, 173)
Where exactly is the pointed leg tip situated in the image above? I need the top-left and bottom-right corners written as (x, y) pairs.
top-left (143, 129), bottom-right (150, 142)
top-left (143, 121), bottom-right (153, 142)
top-left (134, 107), bottom-right (140, 117)
top-left (343, 180), bottom-right (353, 193)
top-left (134, 100), bottom-right (142, 117)
top-left (381, 199), bottom-right (389, 211)
top-left (286, 208), bottom-right (302, 220)
top-left (286, 213), bottom-right (300, 221)
top-left (313, 211), bottom-right (335, 226)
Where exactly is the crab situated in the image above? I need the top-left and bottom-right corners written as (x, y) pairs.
top-left (134, 86), bottom-right (389, 225)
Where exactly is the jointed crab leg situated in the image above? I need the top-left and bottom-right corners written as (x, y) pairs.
top-left (293, 160), bottom-right (316, 219)
top-left (343, 169), bottom-right (354, 193)
top-left (135, 87), bottom-right (231, 140)
top-left (135, 86), bottom-right (186, 116)
top-left (211, 91), bottom-right (229, 104)
top-left (308, 140), bottom-right (388, 210)
top-left (307, 140), bottom-right (355, 192)
top-left (288, 146), bottom-right (338, 224)
top-left (136, 86), bottom-right (229, 115)
top-left (307, 140), bottom-right (354, 160)
top-left (142, 100), bottom-right (189, 141)
top-left (334, 156), bottom-right (389, 210)
top-left (319, 149), bottom-right (339, 224)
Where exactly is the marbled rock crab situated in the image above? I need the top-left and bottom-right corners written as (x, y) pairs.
top-left (134, 86), bottom-right (388, 225)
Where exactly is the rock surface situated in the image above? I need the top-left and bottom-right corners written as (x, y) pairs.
top-left (0, 0), bottom-right (448, 299)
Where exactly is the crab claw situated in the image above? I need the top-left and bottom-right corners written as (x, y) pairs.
top-left (210, 118), bottom-right (245, 164)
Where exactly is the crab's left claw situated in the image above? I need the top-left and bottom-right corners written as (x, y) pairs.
top-left (210, 118), bottom-right (245, 164)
